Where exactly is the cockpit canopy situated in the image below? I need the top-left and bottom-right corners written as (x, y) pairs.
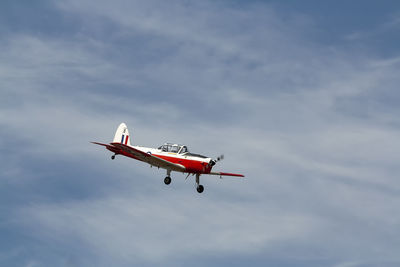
top-left (158, 143), bottom-right (189, 154)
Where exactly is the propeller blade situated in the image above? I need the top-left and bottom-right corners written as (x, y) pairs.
top-left (216, 154), bottom-right (224, 162)
top-left (208, 154), bottom-right (224, 167)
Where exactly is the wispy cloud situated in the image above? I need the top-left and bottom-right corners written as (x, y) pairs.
top-left (20, 195), bottom-right (319, 265)
top-left (1, 0), bottom-right (400, 266)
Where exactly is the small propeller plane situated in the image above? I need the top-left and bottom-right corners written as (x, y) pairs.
top-left (92, 123), bottom-right (244, 193)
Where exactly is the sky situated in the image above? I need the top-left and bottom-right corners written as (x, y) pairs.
top-left (1, 0), bottom-right (400, 266)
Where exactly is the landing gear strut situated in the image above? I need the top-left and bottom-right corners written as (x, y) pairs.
top-left (111, 154), bottom-right (116, 160)
top-left (196, 173), bottom-right (204, 193)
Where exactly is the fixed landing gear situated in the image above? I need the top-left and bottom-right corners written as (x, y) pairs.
top-left (164, 176), bottom-right (171, 185)
top-left (164, 170), bottom-right (172, 185)
top-left (196, 184), bottom-right (204, 193)
top-left (111, 154), bottom-right (116, 160)
top-left (162, 170), bottom-right (204, 193)
top-left (195, 173), bottom-right (204, 193)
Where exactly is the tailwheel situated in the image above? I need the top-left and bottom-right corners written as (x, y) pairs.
top-left (111, 155), bottom-right (115, 160)
top-left (196, 185), bottom-right (204, 193)
top-left (164, 176), bottom-right (172, 185)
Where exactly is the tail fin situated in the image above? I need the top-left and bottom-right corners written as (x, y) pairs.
top-left (113, 123), bottom-right (132, 146)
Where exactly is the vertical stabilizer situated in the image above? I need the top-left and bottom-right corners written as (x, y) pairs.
top-left (113, 123), bottom-right (131, 146)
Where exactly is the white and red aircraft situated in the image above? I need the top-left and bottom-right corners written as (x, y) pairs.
top-left (92, 123), bottom-right (244, 193)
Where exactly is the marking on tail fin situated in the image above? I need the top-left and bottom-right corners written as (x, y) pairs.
top-left (125, 135), bottom-right (129, 145)
top-left (121, 135), bottom-right (125, 144)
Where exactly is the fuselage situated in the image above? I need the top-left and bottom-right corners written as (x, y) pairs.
top-left (107, 145), bottom-right (213, 174)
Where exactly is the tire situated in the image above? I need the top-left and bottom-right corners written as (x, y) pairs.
top-left (164, 176), bottom-right (172, 185)
top-left (196, 185), bottom-right (204, 193)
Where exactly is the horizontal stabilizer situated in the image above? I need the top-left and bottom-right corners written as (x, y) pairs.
top-left (91, 141), bottom-right (120, 154)
top-left (91, 141), bottom-right (108, 147)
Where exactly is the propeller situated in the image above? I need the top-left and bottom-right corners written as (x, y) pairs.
top-left (209, 154), bottom-right (224, 167)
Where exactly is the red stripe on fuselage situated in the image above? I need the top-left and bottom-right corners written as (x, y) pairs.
top-left (106, 145), bottom-right (211, 173)
top-left (108, 146), bottom-right (141, 161)
top-left (154, 154), bottom-right (211, 173)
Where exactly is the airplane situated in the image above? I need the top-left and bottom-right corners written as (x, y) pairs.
top-left (92, 123), bottom-right (244, 193)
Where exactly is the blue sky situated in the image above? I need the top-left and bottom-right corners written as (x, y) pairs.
top-left (1, 1), bottom-right (400, 266)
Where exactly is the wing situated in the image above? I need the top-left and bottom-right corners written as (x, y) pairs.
top-left (110, 143), bottom-right (186, 172)
top-left (208, 172), bottom-right (245, 177)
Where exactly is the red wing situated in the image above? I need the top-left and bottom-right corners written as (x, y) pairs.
top-left (208, 172), bottom-right (245, 177)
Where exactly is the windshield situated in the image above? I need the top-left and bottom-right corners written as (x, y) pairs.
top-left (158, 144), bottom-right (189, 154)
top-left (179, 146), bottom-right (188, 154)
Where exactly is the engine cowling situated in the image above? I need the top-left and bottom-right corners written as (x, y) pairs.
top-left (209, 159), bottom-right (216, 167)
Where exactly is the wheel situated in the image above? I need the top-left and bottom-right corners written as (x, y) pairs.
top-left (111, 155), bottom-right (115, 160)
top-left (196, 184), bottom-right (204, 193)
top-left (164, 176), bottom-right (172, 185)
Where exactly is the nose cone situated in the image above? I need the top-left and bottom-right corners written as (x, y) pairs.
top-left (208, 159), bottom-right (216, 167)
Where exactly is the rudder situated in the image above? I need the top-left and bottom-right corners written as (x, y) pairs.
top-left (113, 123), bottom-right (132, 146)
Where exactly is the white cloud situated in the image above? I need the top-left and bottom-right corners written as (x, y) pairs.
top-left (20, 194), bottom-right (320, 265)
top-left (1, 0), bottom-right (400, 266)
